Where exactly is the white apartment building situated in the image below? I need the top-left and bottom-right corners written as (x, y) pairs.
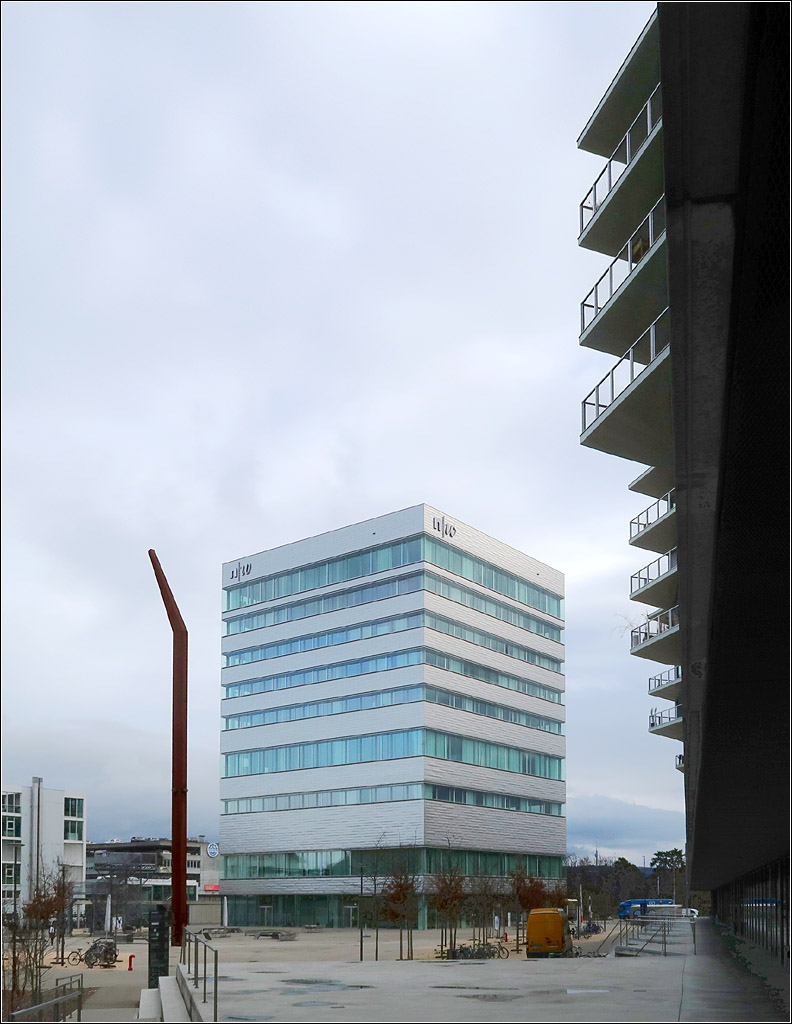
top-left (220, 505), bottom-right (566, 928)
top-left (2, 777), bottom-right (87, 921)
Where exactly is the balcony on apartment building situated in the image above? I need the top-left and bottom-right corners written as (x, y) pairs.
top-left (578, 11), bottom-right (660, 160)
top-left (648, 704), bottom-right (683, 741)
top-left (630, 547), bottom-right (678, 609)
top-left (580, 307), bottom-right (671, 465)
top-left (675, 753), bottom-right (685, 772)
top-left (631, 605), bottom-right (680, 663)
top-left (629, 464), bottom-right (676, 501)
top-left (630, 490), bottom-right (676, 553)
top-left (579, 84), bottom-right (664, 254)
top-left (579, 198), bottom-right (667, 356)
top-left (648, 665), bottom-right (682, 703)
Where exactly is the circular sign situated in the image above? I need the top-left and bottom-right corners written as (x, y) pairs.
top-left (207, 842), bottom-right (219, 858)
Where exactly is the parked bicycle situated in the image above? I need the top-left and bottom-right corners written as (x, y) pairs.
top-left (68, 939), bottom-right (118, 968)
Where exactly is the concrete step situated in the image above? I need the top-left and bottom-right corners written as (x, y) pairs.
top-left (158, 976), bottom-right (191, 1022)
top-left (137, 987), bottom-right (162, 1021)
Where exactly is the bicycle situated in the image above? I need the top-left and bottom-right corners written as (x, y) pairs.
top-left (66, 947), bottom-right (86, 966)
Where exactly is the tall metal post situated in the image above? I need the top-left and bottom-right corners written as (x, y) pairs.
top-left (148, 550), bottom-right (188, 947)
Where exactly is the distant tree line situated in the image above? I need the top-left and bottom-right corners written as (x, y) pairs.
top-left (565, 849), bottom-right (711, 919)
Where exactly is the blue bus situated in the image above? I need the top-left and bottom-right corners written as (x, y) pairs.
top-left (618, 899), bottom-right (675, 919)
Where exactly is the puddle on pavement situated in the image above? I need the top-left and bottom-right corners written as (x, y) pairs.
top-left (458, 994), bottom-right (521, 1002)
top-left (282, 978), bottom-right (372, 991)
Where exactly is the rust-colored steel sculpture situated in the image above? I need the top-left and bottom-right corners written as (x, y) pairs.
top-left (148, 549), bottom-right (188, 948)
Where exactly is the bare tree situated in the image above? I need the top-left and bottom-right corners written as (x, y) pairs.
top-left (427, 864), bottom-right (466, 958)
top-left (359, 837), bottom-right (388, 961)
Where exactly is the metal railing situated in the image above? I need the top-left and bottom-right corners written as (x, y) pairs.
top-left (631, 547), bottom-right (678, 594)
top-left (676, 753), bottom-right (685, 769)
top-left (581, 308), bottom-right (670, 431)
top-left (649, 705), bottom-right (683, 728)
top-left (8, 975), bottom-right (84, 1021)
top-left (580, 84), bottom-right (663, 233)
top-left (581, 197), bottom-right (666, 333)
top-left (630, 488), bottom-right (675, 538)
top-left (631, 605), bottom-right (680, 648)
top-left (648, 666), bottom-right (682, 693)
top-left (181, 929), bottom-right (219, 1022)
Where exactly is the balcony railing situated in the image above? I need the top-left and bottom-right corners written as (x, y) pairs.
top-left (631, 605), bottom-right (680, 648)
top-left (676, 753), bottom-right (685, 769)
top-left (631, 489), bottom-right (676, 539)
top-left (648, 666), bottom-right (682, 693)
top-left (581, 197), bottom-right (666, 333)
top-left (649, 705), bottom-right (683, 728)
top-left (631, 548), bottom-right (678, 594)
top-left (580, 84), bottom-right (663, 234)
top-left (581, 308), bottom-right (670, 431)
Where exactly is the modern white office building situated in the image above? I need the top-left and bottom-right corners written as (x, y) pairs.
top-left (2, 778), bottom-right (87, 921)
top-left (220, 505), bottom-right (565, 927)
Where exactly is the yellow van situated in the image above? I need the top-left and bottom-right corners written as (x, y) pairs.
top-left (525, 908), bottom-right (574, 957)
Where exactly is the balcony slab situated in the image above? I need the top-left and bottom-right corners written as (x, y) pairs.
top-left (648, 676), bottom-right (682, 703)
top-left (629, 464), bottom-right (676, 498)
top-left (630, 506), bottom-right (677, 553)
top-left (581, 346), bottom-right (672, 466)
top-left (649, 717), bottom-right (684, 741)
top-left (580, 124), bottom-right (665, 257)
top-left (631, 623), bottom-right (681, 664)
top-left (578, 12), bottom-right (660, 157)
top-left (630, 565), bottom-right (678, 610)
top-left (580, 234), bottom-right (669, 356)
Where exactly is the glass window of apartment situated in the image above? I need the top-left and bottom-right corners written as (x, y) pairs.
top-left (64, 797), bottom-right (84, 818)
top-left (64, 820), bottom-right (83, 841)
top-left (2, 794), bottom-right (21, 815)
top-left (2, 816), bottom-right (21, 839)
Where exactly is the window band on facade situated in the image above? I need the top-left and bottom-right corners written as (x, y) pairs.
top-left (222, 783), bottom-right (563, 817)
top-left (222, 847), bottom-right (565, 880)
top-left (222, 728), bottom-right (565, 781)
top-left (224, 569), bottom-right (564, 643)
top-left (224, 610), bottom-right (563, 673)
top-left (222, 647), bottom-right (564, 704)
top-left (223, 682), bottom-right (564, 734)
top-left (223, 534), bottom-right (564, 619)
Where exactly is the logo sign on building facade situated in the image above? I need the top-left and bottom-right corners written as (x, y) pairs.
top-left (206, 842), bottom-right (219, 858)
top-left (229, 562), bottom-right (252, 582)
top-left (432, 516), bottom-right (456, 539)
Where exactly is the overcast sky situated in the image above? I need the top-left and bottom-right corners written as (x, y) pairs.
top-left (1, 0), bottom-right (680, 864)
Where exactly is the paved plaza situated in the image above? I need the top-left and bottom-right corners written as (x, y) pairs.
top-left (36, 918), bottom-right (788, 1022)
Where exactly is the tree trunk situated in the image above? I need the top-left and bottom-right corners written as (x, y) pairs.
top-left (399, 922), bottom-right (403, 960)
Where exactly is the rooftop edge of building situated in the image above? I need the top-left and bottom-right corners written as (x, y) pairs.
top-left (222, 504), bottom-right (565, 598)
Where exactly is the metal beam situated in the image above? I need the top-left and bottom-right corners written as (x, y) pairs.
top-left (148, 549), bottom-right (188, 947)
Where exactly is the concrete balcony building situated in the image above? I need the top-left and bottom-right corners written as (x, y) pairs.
top-left (578, 3), bottom-right (789, 964)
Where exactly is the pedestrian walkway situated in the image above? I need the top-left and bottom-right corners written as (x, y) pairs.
top-left (176, 918), bottom-right (786, 1022)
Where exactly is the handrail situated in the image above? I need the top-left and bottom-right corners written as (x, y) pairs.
top-left (648, 666), bottom-right (682, 693)
top-left (631, 548), bottom-right (677, 594)
top-left (181, 929), bottom-right (219, 1022)
top-left (631, 605), bottom-right (679, 647)
top-left (581, 197), bottom-right (666, 334)
top-left (581, 308), bottom-right (670, 431)
top-left (649, 705), bottom-right (683, 728)
top-left (630, 489), bottom-right (675, 538)
top-left (676, 753), bottom-right (685, 768)
top-left (580, 83), bottom-right (663, 233)
top-left (8, 983), bottom-right (84, 1021)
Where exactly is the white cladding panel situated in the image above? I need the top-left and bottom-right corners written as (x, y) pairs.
top-left (220, 759), bottom-right (428, 800)
top-left (423, 802), bottom-right (566, 856)
top-left (220, 801), bottom-right (425, 853)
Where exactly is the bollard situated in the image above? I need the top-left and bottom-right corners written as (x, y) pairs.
top-left (128, 954), bottom-right (135, 971)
